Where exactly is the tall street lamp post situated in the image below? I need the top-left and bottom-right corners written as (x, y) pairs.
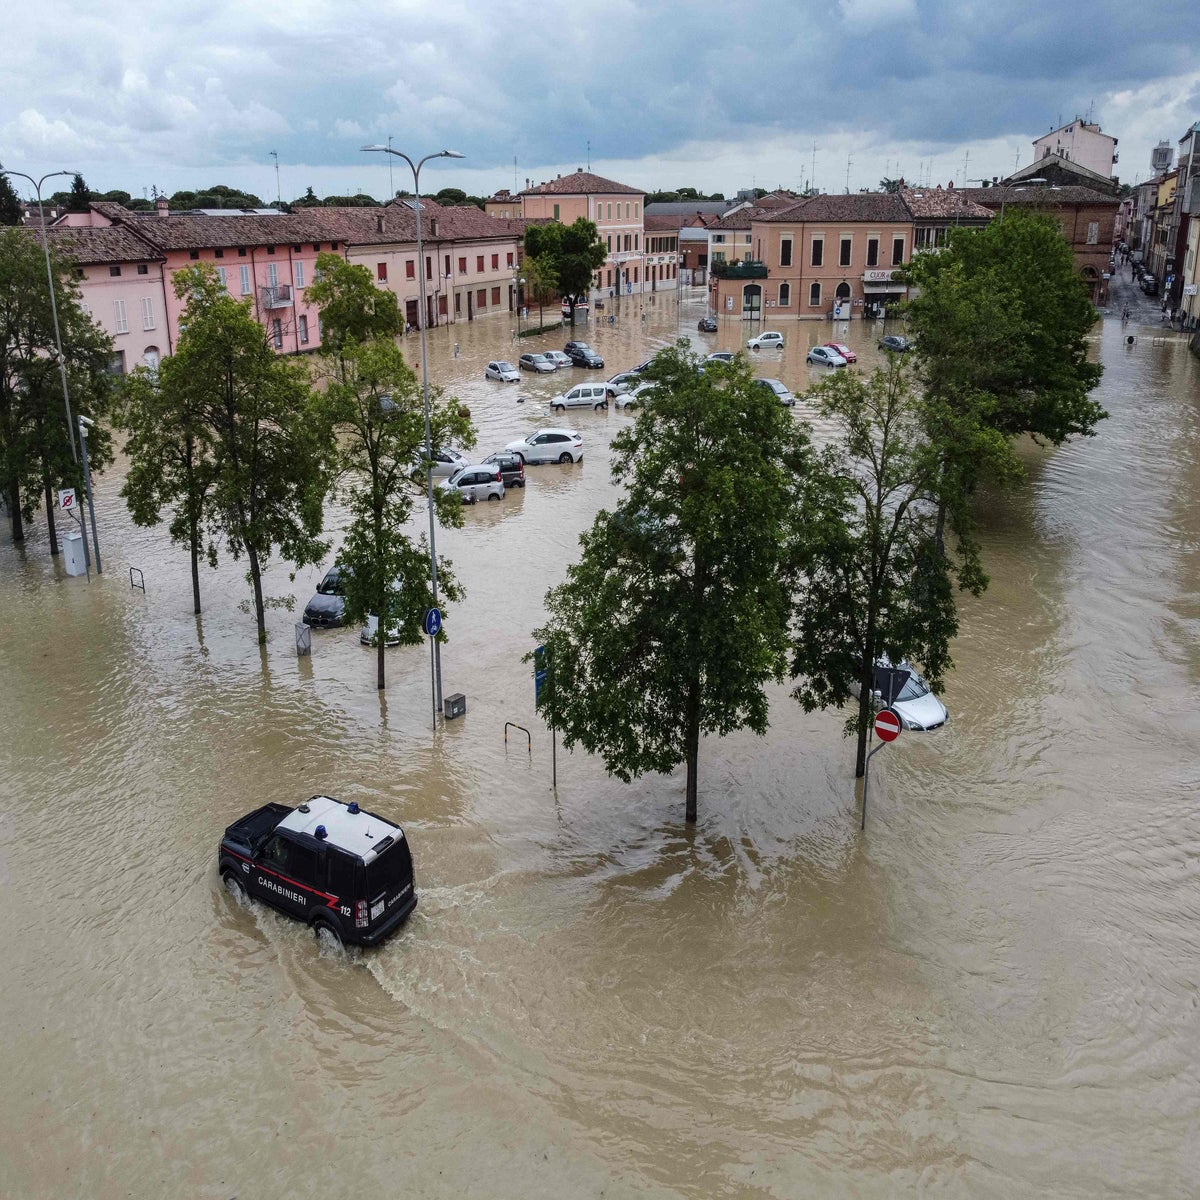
top-left (77, 414), bottom-right (102, 573)
top-left (513, 270), bottom-right (525, 339)
top-left (2, 168), bottom-right (80, 466)
top-left (361, 144), bottom-right (464, 721)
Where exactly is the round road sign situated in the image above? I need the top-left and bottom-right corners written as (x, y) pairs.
top-left (874, 709), bottom-right (902, 742)
top-left (423, 608), bottom-right (442, 637)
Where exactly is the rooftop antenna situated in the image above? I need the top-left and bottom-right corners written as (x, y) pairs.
top-left (961, 149), bottom-right (969, 184)
top-left (811, 140), bottom-right (818, 193)
top-left (269, 150), bottom-right (281, 207)
top-left (386, 135), bottom-right (394, 199)
top-left (1014, 146), bottom-right (1021, 172)
top-left (587, 139), bottom-right (590, 171)
top-left (845, 152), bottom-right (852, 193)
top-left (513, 154), bottom-right (518, 194)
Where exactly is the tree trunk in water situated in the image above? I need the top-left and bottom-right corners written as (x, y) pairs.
top-left (43, 475), bottom-right (59, 556)
top-left (684, 674), bottom-right (700, 823)
top-left (8, 479), bottom-right (23, 544)
top-left (189, 519), bottom-right (202, 615)
top-left (246, 544), bottom-right (266, 643)
top-left (377, 635), bottom-right (385, 691)
top-left (854, 652), bottom-right (874, 778)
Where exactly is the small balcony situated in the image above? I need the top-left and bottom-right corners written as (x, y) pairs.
top-left (711, 258), bottom-right (769, 279)
top-left (261, 284), bottom-right (293, 309)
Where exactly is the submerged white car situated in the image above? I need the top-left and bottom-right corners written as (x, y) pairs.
top-left (851, 658), bottom-right (949, 731)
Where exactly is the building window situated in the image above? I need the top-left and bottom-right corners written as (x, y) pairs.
top-left (606, 268), bottom-right (612, 286)
top-left (293, 245), bottom-right (302, 253)
top-left (809, 281), bottom-right (821, 306)
top-left (444, 254), bottom-right (450, 275)
top-left (240, 265), bottom-right (251, 295)
top-left (713, 234), bottom-right (725, 244)
top-left (189, 250), bottom-right (200, 261)
top-left (491, 286), bottom-right (501, 305)
top-left (506, 252), bottom-right (514, 267)
top-left (295, 261), bottom-right (305, 288)
top-left (214, 249), bottom-right (224, 259)
top-left (780, 238), bottom-right (792, 267)
top-left (779, 283), bottom-right (790, 306)
top-left (457, 257), bottom-right (467, 273)
top-left (633, 267), bottom-right (639, 282)
top-left (607, 203), bottom-right (612, 219)
top-left (137, 264), bottom-right (149, 275)
top-left (217, 267), bottom-right (227, 291)
top-left (634, 234), bottom-right (639, 251)
top-left (113, 300), bottom-right (128, 333)
top-left (553, 204), bottom-right (560, 220)
top-left (811, 238), bottom-right (823, 267)
top-left (109, 265), bottom-right (121, 277)
top-left (1086, 222), bottom-right (1099, 245)
top-left (266, 245), bottom-right (275, 255)
top-left (313, 244), bottom-right (321, 253)
top-left (331, 242), bottom-right (338, 251)
top-left (607, 235), bottom-right (612, 251)
top-left (141, 297), bottom-right (155, 331)
top-left (299, 315), bottom-right (309, 345)
top-left (840, 237), bottom-right (852, 267)
top-left (476, 256), bottom-right (485, 272)
top-left (634, 203), bottom-right (639, 217)
top-left (426, 256), bottom-right (432, 280)
top-left (491, 253), bottom-right (499, 270)
top-left (377, 262), bottom-right (387, 281)
top-left (626, 203), bottom-right (631, 218)
top-left (477, 288), bottom-right (486, 309)
top-left (867, 238), bottom-right (879, 267)
top-left (409, 260), bottom-right (418, 279)
top-left (238, 248), bottom-right (247, 257)
top-left (272, 319), bottom-right (282, 349)
top-left (892, 236), bottom-right (904, 265)
top-left (267, 263), bottom-right (278, 288)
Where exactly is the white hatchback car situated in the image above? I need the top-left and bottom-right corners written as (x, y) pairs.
top-left (806, 345), bottom-right (848, 367)
top-left (504, 428), bottom-right (584, 464)
top-left (755, 377), bottom-right (795, 406)
top-left (747, 331), bottom-right (784, 351)
top-left (543, 350), bottom-right (572, 369)
top-left (486, 360), bottom-right (520, 382)
top-left (551, 382), bottom-right (612, 412)
top-left (850, 658), bottom-right (949, 731)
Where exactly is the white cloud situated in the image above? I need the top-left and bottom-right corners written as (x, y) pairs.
top-left (838, 0), bottom-right (917, 20)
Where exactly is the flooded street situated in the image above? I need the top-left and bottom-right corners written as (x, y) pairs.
top-left (2, 291), bottom-right (1198, 1198)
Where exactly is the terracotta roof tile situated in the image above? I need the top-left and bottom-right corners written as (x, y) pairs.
top-left (899, 187), bottom-right (994, 220)
top-left (40, 224), bottom-right (163, 265)
top-left (955, 185), bottom-right (1120, 207)
top-left (758, 193), bottom-right (912, 223)
top-left (520, 170), bottom-right (642, 196)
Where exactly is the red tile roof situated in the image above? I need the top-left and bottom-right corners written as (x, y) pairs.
top-left (520, 170), bottom-right (642, 196)
top-left (899, 186), bottom-right (994, 220)
top-left (40, 224), bottom-right (163, 265)
top-left (760, 193), bottom-right (912, 223)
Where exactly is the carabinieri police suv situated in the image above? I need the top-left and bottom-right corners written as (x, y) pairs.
top-left (219, 795), bottom-right (417, 947)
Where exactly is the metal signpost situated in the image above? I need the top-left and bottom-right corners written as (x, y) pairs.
top-left (424, 608), bottom-right (442, 730)
top-left (862, 708), bottom-right (901, 830)
top-left (534, 645), bottom-right (555, 790)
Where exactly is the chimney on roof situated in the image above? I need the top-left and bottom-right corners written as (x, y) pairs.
top-left (376, 213), bottom-right (384, 233)
top-left (155, 196), bottom-right (169, 218)
top-left (526, 178), bottom-right (530, 189)
top-left (577, 168), bottom-right (583, 173)
top-left (948, 180), bottom-right (955, 189)
top-left (993, 175), bottom-right (999, 185)
top-left (430, 217), bottom-right (439, 238)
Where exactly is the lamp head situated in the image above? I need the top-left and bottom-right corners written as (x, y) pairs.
top-left (361, 144), bottom-right (388, 153)
top-left (440, 150), bottom-right (465, 160)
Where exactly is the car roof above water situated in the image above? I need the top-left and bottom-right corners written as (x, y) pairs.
top-left (276, 794), bottom-right (403, 862)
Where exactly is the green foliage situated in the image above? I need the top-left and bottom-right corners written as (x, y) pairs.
top-left (167, 265), bottom-right (334, 641)
top-left (905, 208), bottom-right (1105, 450)
top-left (531, 341), bottom-right (810, 821)
top-left (0, 168), bottom-right (24, 226)
top-left (305, 252), bottom-right (401, 353)
top-left (116, 351), bottom-right (218, 614)
top-left (0, 228), bottom-right (115, 544)
top-left (879, 178), bottom-right (902, 194)
top-left (523, 218), bottom-right (606, 321)
top-left (168, 185), bottom-right (265, 210)
top-left (313, 340), bottom-right (473, 687)
top-left (67, 174), bottom-right (91, 213)
top-left (788, 362), bottom-right (979, 776)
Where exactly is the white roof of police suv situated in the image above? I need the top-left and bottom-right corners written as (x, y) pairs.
top-left (277, 795), bottom-right (402, 861)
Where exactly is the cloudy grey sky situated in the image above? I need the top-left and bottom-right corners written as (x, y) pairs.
top-left (4, 0), bottom-right (1199, 203)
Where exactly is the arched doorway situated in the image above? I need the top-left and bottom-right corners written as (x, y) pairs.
top-left (143, 346), bottom-right (160, 371)
top-left (1080, 266), bottom-right (1099, 301)
top-left (742, 283), bottom-right (762, 319)
top-left (835, 282), bottom-right (851, 301)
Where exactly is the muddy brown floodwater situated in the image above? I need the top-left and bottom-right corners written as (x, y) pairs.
top-left (1, 291), bottom-right (1198, 1198)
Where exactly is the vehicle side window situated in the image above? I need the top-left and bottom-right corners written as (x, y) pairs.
top-left (532, 435), bottom-right (547, 444)
top-left (549, 434), bottom-right (567, 443)
top-left (326, 849), bottom-right (358, 898)
top-left (260, 834), bottom-right (290, 869)
top-left (288, 842), bottom-right (320, 883)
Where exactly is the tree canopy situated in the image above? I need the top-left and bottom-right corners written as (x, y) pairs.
top-left (0, 167), bottom-right (22, 226)
top-left (523, 217), bottom-right (607, 324)
top-left (305, 251), bottom-right (402, 353)
top-left (531, 342), bottom-right (810, 822)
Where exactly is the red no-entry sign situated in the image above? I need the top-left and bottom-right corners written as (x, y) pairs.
top-left (874, 709), bottom-right (902, 742)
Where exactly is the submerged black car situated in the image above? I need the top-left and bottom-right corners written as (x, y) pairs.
top-left (697, 315), bottom-right (718, 332)
top-left (219, 794), bottom-right (417, 947)
top-left (303, 564), bottom-right (347, 628)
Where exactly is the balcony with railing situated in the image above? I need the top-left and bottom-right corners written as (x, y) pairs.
top-left (710, 258), bottom-right (769, 279)
top-left (261, 284), bottom-right (293, 309)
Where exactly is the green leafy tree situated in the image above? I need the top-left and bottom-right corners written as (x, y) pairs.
top-left (435, 187), bottom-right (467, 206)
top-left (523, 218), bottom-right (606, 325)
top-left (314, 340), bottom-right (473, 688)
top-left (292, 186), bottom-right (320, 208)
top-left (117, 360), bottom-right (218, 615)
top-left (0, 229), bottom-right (114, 548)
top-left (169, 265), bottom-right (334, 642)
top-left (0, 167), bottom-right (22, 226)
top-left (788, 362), bottom-right (981, 777)
top-left (904, 208), bottom-right (1106, 541)
top-left (67, 174), bottom-right (91, 213)
top-left (531, 342), bottom-right (810, 823)
top-left (518, 253), bottom-right (558, 329)
top-left (878, 178), bottom-right (903, 194)
top-left (305, 252), bottom-right (402, 355)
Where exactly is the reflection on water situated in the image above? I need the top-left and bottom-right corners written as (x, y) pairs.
top-left (1, 293), bottom-right (1197, 1197)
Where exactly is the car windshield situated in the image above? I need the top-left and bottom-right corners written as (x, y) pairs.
top-left (874, 665), bottom-right (927, 702)
top-left (497, 362), bottom-right (515, 371)
top-left (447, 468), bottom-right (468, 485)
top-left (316, 569), bottom-right (342, 595)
